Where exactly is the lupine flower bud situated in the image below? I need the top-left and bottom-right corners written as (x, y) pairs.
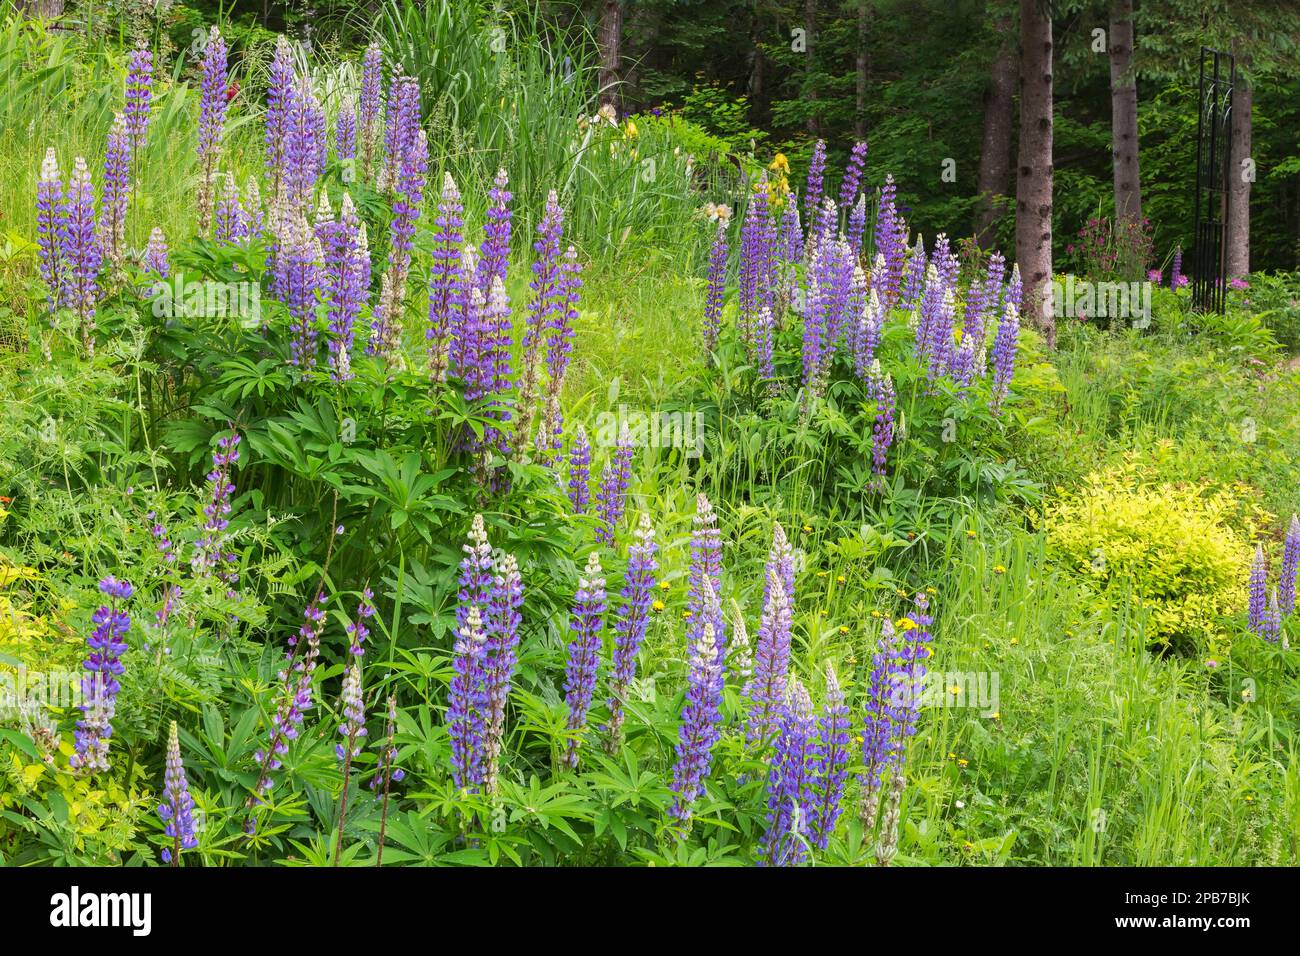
top-left (702, 219), bottom-right (728, 354)
top-left (71, 577), bottom-right (133, 772)
top-left (195, 26), bottom-right (229, 232)
top-left (605, 513), bottom-right (658, 750)
top-left (482, 553), bottom-right (524, 794)
top-left (1280, 515), bottom-right (1299, 615)
top-left (429, 172), bottom-right (466, 381)
top-left (989, 297), bottom-right (1020, 416)
top-left (595, 428), bottom-right (634, 545)
top-left (35, 148), bottom-right (68, 321)
top-left (158, 720), bottom-right (198, 864)
top-left (145, 226), bottom-right (169, 277)
top-left (125, 43), bottom-right (154, 152)
top-left (669, 620), bottom-right (724, 829)
top-left (63, 156), bottom-right (101, 351)
top-left (567, 426), bottom-right (591, 514)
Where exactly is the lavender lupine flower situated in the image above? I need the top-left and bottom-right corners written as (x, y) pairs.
top-left (448, 604), bottom-right (488, 791)
top-left (1280, 515), bottom-right (1300, 615)
top-left (746, 568), bottom-right (792, 744)
top-left (966, 251), bottom-right (1006, 376)
top-left (253, 593), bottom-right (327, 795)
top-left (458, 514), bottom-right (495, 635)
top-left (264, 37), bottom-right (296, 196)
top-left (889, 592), bottom-right (935, 768)
top-left (335, 102), bottom-right (356, 163)
top-left (544, 245), bottom-right (581, 402)
top-left (859, 617), bottom-right (902, 826)
top-left (192, 430), bottom-right (240, 590)
top-left (284, 79), bottom-right (327, 221)
top-left (1262, 589), bottom-right (1283, 644)
top-left (1247, 544), bottom-right (1267, 635)
top-left (738, 175), bottom-right (775, 348)
top-left (699, 220), bottom-right (728, 355)
top-left (195, 26), bottom-right (229, 232)
top-left (214, 172), bottom-right (249, 246)
top-left (478, 167), bottom-right (513, 297)
top-left (357, 43), bottom-right (385, 182)
top-left (838, 140), bottom-right (868, 211)
top-left (428, 172), bottom-right (466, 381)
top-left (1006, 261), bottom-right (1023, 315)
top-left (808, 663), bottom-right (851, 849)
top-left (148, 512), bottom-right (182, 629)
top-left (158, 720), bottom-right (198, 864)
top-left (765, 521), bottom-right (796, 608)
top-left (687, 493), bottom-right (725, 664)
top-left (567, 426), bottom-right (592, 514)
top-left (901, 234), bottom-right (926, 310)
top-left (669, 621), bottom-right (725, 828)
top-left (324, 196), bottom-right (370, 383)
top-left (282, 214), bottom-right (323, 369)
top-left (873, 175), bottom-right (907, 308)
top-left (336, 662), bottom-right (367, 761)
top-left (368, 127), bottom-right (427, 362)
top-left (515, 191), bottom-right (566, 454)
top-left (63, 157), bottom-right (101, 351)
top-left (70, 577), bottom-right (133, 773)
top-left (867, 361), bottom-right (895, 492)
top-left (913, 263), bottom-right (948, 379)
top-left (989, 296), bottom-right (1020, 416)
top-left (482, 553), bottom-right (524, 794)
top-left (1170, 247), bottom-right (1184, 288)
top-left (605, 513), bottom-right (658, 750)
top-left (754, 306), bottom-right (777, 382)
top-left (854, 286), bottom-right (885, 377)
top-left (100, 113), bottom-right (131, 272)
top-left (380, 73), bottom-right (421, 192)
top-left (472, 275), bottom-right (515, 472)
top-left (346, 587), bottom-right (375, 657)
top-left (563, 552), bottom-right (607, 770)
top-left (35, 148), bottom-right (68, 320)
top-left (761, 678), bottom-right (817, 866)
top-left (534, 392), bottom-right (564, 467)
top-left (595, 429), bottom-right (634, 545)
top-left (804, 139), bottom-right (827, 248)
top-left (780, 200), bottom-right (804, 264)
top-left (124, 43), bottom-right (154, 153)
top-left (802, 225), bottom-right (854, 401)
top-left (145, 226), bottom-right (170, 277)
top-left (846, 194), bottom-right (868, 258)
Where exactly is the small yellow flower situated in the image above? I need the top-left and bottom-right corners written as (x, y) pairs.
top-left (625, 120), bottom-right (638, 138)
top-left (819, 609), bottom-right (828, 617)
top-left (925, 587), bottom-right (937, 595)
top-left (1244, 795), bottom-right (1254, 803)
top-left (957, 758), bottom-right (969, 767)
top-left (990, 711), bottom-right (1001, 720)
top-left (659, 580), bottom-right (671, 591)
top-left (683, 610), bottom-right (693, 619)
top-left (836, 575), bottom-right (846, 584)
top-left (962, 841), bottom-right (975, 853)
top-left (652, 599), bottom-right (665, 613)
top-left (993, 565), bottom-right (1006, 574)
top-left (948, 685), bottom-right (961, 696)
top-left (870, 609), bottom-right (882, 618)
top-left (947, 752), bottom-right (957, 760)
top-left (839, 626), bottom-right (850, 634)
top-left (1009, 637), bottom-right (1019, 646)
top-left (802, 524), bottom-right (813, 533)
top-left (895, 617), bottom-right (918, 631)
top-left (769, 152), bottom-right (791, 174)
top-left (965, 530), bottom-right (976, 538)
top-left (816, 570), bottom-right (828, 578)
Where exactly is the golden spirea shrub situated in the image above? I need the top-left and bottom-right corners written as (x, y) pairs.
top-left (1043, 466), bottom-right (1261, 655)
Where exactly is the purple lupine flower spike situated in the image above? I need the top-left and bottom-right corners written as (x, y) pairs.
top-left (669, 617), bottom-right (725, 829)
top-left (448, 604), bottom-right (488, 791)
top-left (605, 513), bottom-right (658, 751)
top-left (283, 213), bottom-right (323, 370)
top-left (63, 156), bottom-right (101, 353)
top-left (562, 551), bottom-right (606, 770)
top-left (482, 553), bottom-right (524, 794)
top-left (253, 592), bottom-right (327, 796)
top-left (125, 42), bottom-right (154, 153)
top-left (70, 577), bottom-right (133, 773)
top-left (889, 592), bottom-right (935, 770)
top-left (264, 36), bottom-right (295, 197)
top-left (100, 113), bottom-right (131, 273)
top-left (145, 226), bottom-right (170, 277)
top-left (989, 295), bottom-right (1020, 416)
top-left (567, 425), bottom-right (591, 514)
top-left (847, 194), bottom-right (868, 257)
top-left (901, 234), bottom-right (926, 310)
top-left (515, 190), bottom-right (566, 455)
top-left (738, 173), bottom-right (774, 349)
top-left (1262, 589), bottom-right (1282, 644)
top-left (838, 140), bottom-right (868, 210)
top-left (214, 172), bottom-right (248, 246)
top-left (335, 102), bottom-right (356, 163)
top-left (702, 218), bottom-right (728, 354)
top-left (148, 511), bottom-right (182, 629)
top-left (1280, 515), bottom-right (1300, 616)
top-left (336, 661), bottom-right (367, 762)
top-left (479, 167), bottom-right (513, 296)
top-left (809, 663), bottom-right (850, 849)
top-left (747, 566), bottom-right (792, 744)
top-left (429, 172), bottom-right (466, 382)
top-left (804, 139), bottom-right (827, 248)
top-left (859, 616), bottom-right (902, 827)
top-left (158, 720), bottom-right (198, 864)
top-left (35, 148), bottom-right (68, 321)
top-left (192, 429), bottom-right (240, 592)
top-left (357, 42), bottom-right (385, 182)
top-left (1247, 544), bottom-right (1267, 635)
top-left (760, 678), bottom-right (817, 866)
top-left (324, 194), bottom-right (369, 383)
top-left (195, 26), bottom-right (229, 233)
top-left (544, 244), bottom-right (581, 403)
top-left (595, 428), bottom-right (634, 545)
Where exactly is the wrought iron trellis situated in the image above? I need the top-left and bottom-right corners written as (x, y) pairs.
top-left (1192, 47), bottom-right (1234, 314)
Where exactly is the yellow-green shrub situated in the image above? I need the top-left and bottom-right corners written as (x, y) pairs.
top-left (1043, 464), bottom-right (1258, 656)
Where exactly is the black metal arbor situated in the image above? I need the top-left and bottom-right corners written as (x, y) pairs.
top-left (1192, 47), bottom-right (1234, 314)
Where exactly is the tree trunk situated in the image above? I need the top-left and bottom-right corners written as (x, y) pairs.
top-left (855, 0), bottom-right (870, 140)
top-left (1016, 0), bottom-right (1055, 347)
top-left (596, 1), bottom-right (625, 108)
top-left (1108, 0), bottom-right (1142, 225)
top-left (1226, 70), bottom-right (1252, 278)
top-left (805, 0), bottom-right (820, 136)
top-left (975, 15), bottom-right (1017, 250)
top-left (15, 0), bottom-right (65, 16)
